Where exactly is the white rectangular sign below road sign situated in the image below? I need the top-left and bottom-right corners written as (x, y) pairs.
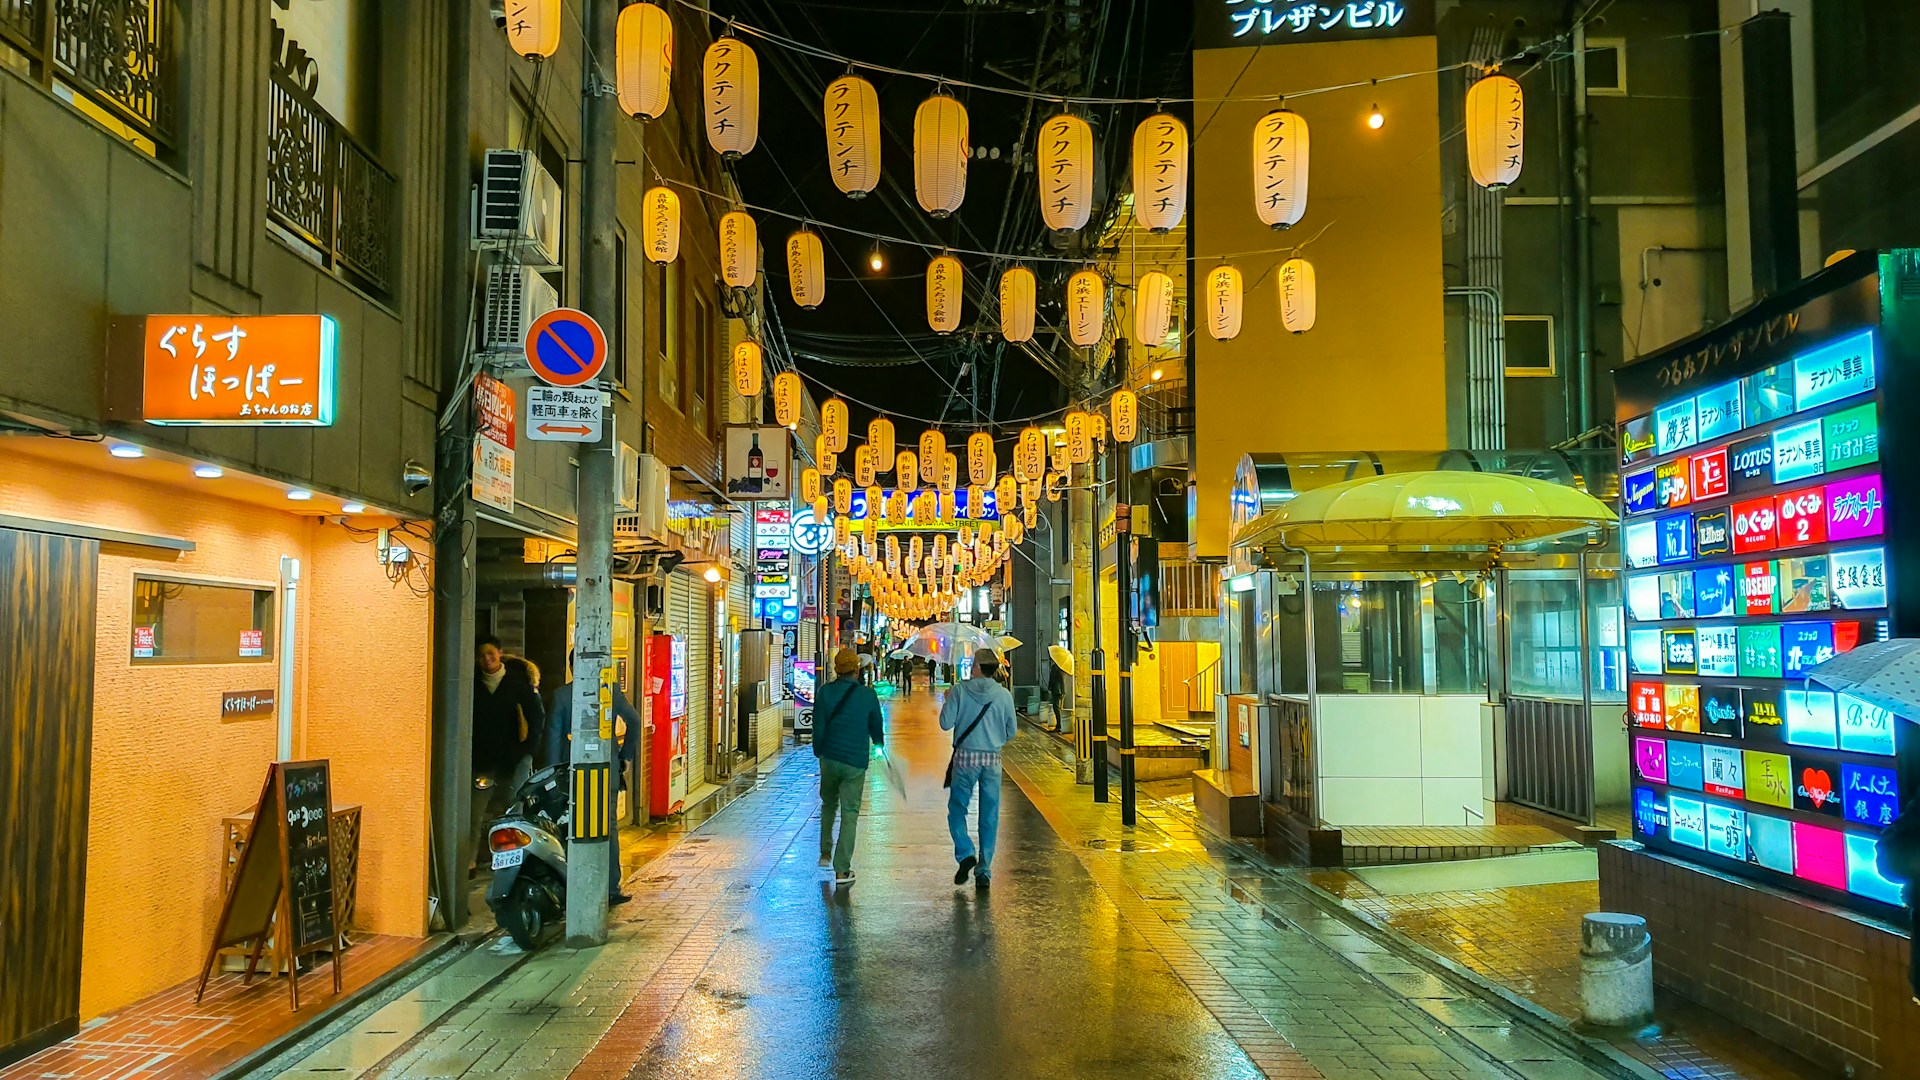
top-left (526, 386), bottom-right (607, 442)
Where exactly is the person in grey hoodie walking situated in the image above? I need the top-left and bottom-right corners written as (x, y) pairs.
top-left (813, 647), bottom-right (886, 886)
top-left (941, 648), bottom-right (1019, 889)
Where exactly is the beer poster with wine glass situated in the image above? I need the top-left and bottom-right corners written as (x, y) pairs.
top-left (725, 424), bottom-right (792, 499)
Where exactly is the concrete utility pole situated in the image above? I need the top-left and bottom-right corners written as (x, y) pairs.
top-left (1115, 449), bottom-right (1137, 826)
top-left (566, 0), bottom-right (618, 947)
top-left (1071, 448), bottom-right (1095, 786)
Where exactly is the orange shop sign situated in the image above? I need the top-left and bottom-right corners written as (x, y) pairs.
top-left (140, 315), bottom-right (337, 425)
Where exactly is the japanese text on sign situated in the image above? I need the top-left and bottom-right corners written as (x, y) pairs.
top-left (141, 315), bottom-right (337, 426)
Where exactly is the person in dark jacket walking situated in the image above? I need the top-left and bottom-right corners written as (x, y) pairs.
top-left (813, 647), bottom-right (886, 885)
top-left (545, 651), bottom-right (641, 905)
top-left (1044, 659), bottom-right (1067, 731)
top-left (472, 636), bottom-right (543, 873)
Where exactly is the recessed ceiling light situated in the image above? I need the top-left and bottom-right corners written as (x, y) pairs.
top-left (287, 489), bottom-right (314, 501)
top-left (341, 502), bottom-right (367, 514)
top-left (109, 444), bottom-right (144, 459)
top-left (194, 464), bottom-right (224, 478)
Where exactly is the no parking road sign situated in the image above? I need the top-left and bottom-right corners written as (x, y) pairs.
top-left (525, 308), bottom-right (607, 388)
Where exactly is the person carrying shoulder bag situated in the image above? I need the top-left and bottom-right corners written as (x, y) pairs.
top-left (941, 649), bottom-right (1019, 890)
top-left (813, 648), bottom-right (886, 886)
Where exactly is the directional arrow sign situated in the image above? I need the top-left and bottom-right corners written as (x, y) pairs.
top-left (526, 385), bottom-right (606, 443)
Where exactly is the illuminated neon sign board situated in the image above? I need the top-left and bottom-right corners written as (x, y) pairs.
top-left (1198, 0), bottom-right (1434, 49)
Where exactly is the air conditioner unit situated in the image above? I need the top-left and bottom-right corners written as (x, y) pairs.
top-left (615, 453), bottom-right (671, 543)
top-left (480, 264), bottom-right (559, 354)
top-left (617, 443), bottom-right (640, 511)
top-left (476, 148), bottom-right (562, 269)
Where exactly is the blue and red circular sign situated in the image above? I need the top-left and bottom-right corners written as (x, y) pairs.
top-left (525, 308), bottom-right (608, 388)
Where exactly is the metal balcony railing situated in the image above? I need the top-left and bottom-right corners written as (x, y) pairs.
top-left (1137, 378), bottom-right (1193, 441)
top-left (0, 0), bottom-right (175, 150)
top-left (268, 66), bottom-right (395, 294)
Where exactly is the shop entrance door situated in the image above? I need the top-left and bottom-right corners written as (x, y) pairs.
top-left (0, 527), bottom-right (99, 1065)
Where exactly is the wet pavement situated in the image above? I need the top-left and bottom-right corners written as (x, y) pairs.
top-left (275, 689), bottom-right (1641, 1080)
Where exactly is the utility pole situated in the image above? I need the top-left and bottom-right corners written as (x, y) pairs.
top-left (1115, 446), bottom-right (1136, 826)
top-left (1088, 436), bottom-right (1108, 803)
top-left (565, 0), bottom-right (618, 947)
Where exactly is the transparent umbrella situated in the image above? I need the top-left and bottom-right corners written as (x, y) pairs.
top-left (901, 622), bottom-right (1001, 665)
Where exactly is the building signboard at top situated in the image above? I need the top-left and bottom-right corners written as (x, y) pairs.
top-left (139, 315), bottom-right (338, 426)
top-left (1198, 0), bottom-right (1435, 49)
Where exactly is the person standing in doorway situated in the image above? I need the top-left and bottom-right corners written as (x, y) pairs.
top-left (472, 636), bottom-right (543, 875)
top-left (942, 649), bottom-right (1018, 890)
top-left (813, 647), bottom-right (886, 886)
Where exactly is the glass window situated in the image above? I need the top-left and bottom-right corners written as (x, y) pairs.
top-left (1431, 577), bottom-right (1486, 695)
top-left (1504, 316), bottom-right (1556, 377)
top-left (613, 227), bottom-right (630, 389)
top-left (131, 577), bottom-right (275, 664)
top-left (1508, 573), bottom-right (1626, 701)
top-left (659, 260), bottom-right (682, 408)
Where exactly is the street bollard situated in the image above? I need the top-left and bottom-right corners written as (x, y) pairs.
top-left (1580, 912), bottom-right (1654, 1029)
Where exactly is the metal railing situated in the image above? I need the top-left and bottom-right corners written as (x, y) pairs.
top-left (1181, 656), bottom-right (1218, 714)
top-left (1504, 696), bottom-right (1597, 825)
top-left (0, 0), bottom-right (175, 150)
top-left (1273, 695), bottom-right (1315, 820)
top-left (268, 66), bottom-right (395, 293)
top-left (1160, 559), bottom-right (1219, 617)
top-left (1137, 377), bottom-right (1193, 441)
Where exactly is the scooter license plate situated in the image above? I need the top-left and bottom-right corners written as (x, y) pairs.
top-left (491, 847), bottom-right (525, 870)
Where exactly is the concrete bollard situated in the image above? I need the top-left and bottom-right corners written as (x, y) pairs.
top-left (1580, 912), bottom-right (1654, 1029)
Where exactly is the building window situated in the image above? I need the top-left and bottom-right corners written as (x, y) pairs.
top-left (690, 291), bottom-right (713, 431)
top-left (659, 260), bottom-right (682, 410)
top-left (131, 576), bottom-right (276, 665)
top-left (613, 227), bottom-right (630, 390)
top-left (1585, 39), bottom-right (1626, 96)
top-left (1504, 315), bottom-right (1556, 377)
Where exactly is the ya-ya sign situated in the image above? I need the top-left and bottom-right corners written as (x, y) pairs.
top-left (1199, 0), bottom-right (1434, 50)
top-left (139, 315), bottom-right (338, 425)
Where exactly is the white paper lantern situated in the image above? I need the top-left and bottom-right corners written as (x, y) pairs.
top-left (824, 75), bottom-right (881, 199)
top-left (1067, 269), bottom-right (1104, 347)
top-left (615, 3), bottom-right (671, 120)
top-left (1037, 112), bottom-right (1094, 231)
top-left (642, 186), bottom-right (679, 264)
top-left (1252, 108), bottom-right (1309, 229)
top-left (822, 397), bottom-right (849, 453)
top-left (800, 468), bottom-right (821, 503)
top-left (505, 0), bottom-right (561, 59)
top-left (719, 210), bottom-right (757, 289)
top-left (1016, 427), bottom-right (1046, 481)
top-left (1134, 270), bottom-right (1174, 347)
top-left (1467, 72), bottom-right (1524, 189)
top-left (1205, 264), bottom-right (1243, 341)
top-left (868, 417), bottom-right (895, 464)
top-left (967, 432), bottom-right (995, 486)
top-left (772, 370), bottom-right (803, 427)
top-left (1279, 256), bottom-right (1317, 334)
top-left (703, 37), bottom-right (759, 157)
top-left (731, 339), bottom-right (763, 398)
top-left (834, 477), bottom-right (853, 514)
top-left (786, 229), bottom-right (825, 309)
top-left (999, 267), bottom-right (1036, 344)
top-left (1066, 411), bottom-right (1092, 464)
top-left (927, 254), bottom-right (964, 334)
top-left (1131, 112), bottom-right (1189, 233)
top-left (914, 92), bottom-right (969, 217)
top-left (1111, 389), bottom-right (1138, 443)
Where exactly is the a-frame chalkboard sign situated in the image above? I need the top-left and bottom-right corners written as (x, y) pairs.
top-left (195, 760), bottom-right (343, 1010)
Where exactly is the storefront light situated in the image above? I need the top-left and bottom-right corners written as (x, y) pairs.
top-left (703, 566), bottom-right (723, 583)
top-left (193, 463), bottom-right (223, 478)
top-left (287, 489), bottom-right (314, 501)
top-left (1229, 574), bottom-right (1256, 593)
top-left (341, 502), bottom-right (367, 514)
top-left (109, 444), bottom-right (143, 459)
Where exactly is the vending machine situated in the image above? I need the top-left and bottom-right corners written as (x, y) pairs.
top-left (646, 633), bottom-right (687, 817)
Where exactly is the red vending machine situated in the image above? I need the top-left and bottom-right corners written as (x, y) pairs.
top-left (646, 633), bottom-right (688, 816)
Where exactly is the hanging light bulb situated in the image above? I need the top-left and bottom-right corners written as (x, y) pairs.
top-left (868, 242), bottom-right (885, 273)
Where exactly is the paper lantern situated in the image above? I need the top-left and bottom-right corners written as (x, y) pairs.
top-left (852, 447), bottom-right (874, 487)
top-left (1049, 436), bottom-right (1069, 475)
top-left (824, 75), bottom-right (882, 198)
top-left (787, 229), bottom-right (825, 309)
top-left (800, 467), bottom-right (821, 503)
top-left (925, 254), bottom-right (965, 335)
top-left (615, 3), bottom-right (672, 120)
top-left (1067, 269), bottom-right (1104, 347)
top-left (1000, 267), bottom-right (1036, 344)
top-left (885, 536), bottom-right (900, 570)
top-left (1046, 473), bottom-right (1064, 501)
top-left (897, 451), bottom-right (919, 492)
top-left (1089, 411), bottom-right (1106, 444)
top-left (1037, 112), bottom-right (1094, 231)
top-left (1111, 389), bottom-right (1138, 443)
top-left (719, 210), bottom-right (757, 289)
top-left (772, 370), bottom-right (803, 427)
top-left (919, 430), bottom-right (945, 484)
top-left (863, 512), bottom-right (878, 545)
top-left (1066, 411), bottom-right (1092, 464)
top-left (1279, 256), bottom-right (1317, 334)
top-left (888, 489), bottom-right (908, 522)
top-left (812, 495), bottom-right (829, 524)
top-left (1134, 270), bottom-right (1174, 346)
top-left (965, 484), bottom-right (985, 520)
top-left (939, 452), bottom-right (958, 494)
top-left (1017, 426), bottom-right (1046, 481)
top-left (834, 477), bottom-right (853, 514)
top-left (834, 514), bottom-right (850, 545)
top-left (1023, 503), bottom-right (1037, 528)
top-left (914, 92), bottom-right (969, 217)
top-left (642, 186), bottom-right (679, 263)
top-left (1466, 72), bottom-right (1524, 189)
top-left (967, 432), bottom-right (996, 486)
top-left (731, 339), bottom-right (763, 398)
top-left (864, 483), bottom-right (882, 515)
top-left (822, 397), bottom-right (849, 453)
top-left (1205, 264), bottom-right (1243, 341)
top-left (703, 37), bottom-right (759, 157)
top-left (1131, 112), bottom-right (1188, 233)
top-left (1020, 478), bottom-right (1041, 507)
top-left (867, 417), bottom-right (895, 465)
top-left (1252, 108), bottom-right (1308, 229)
top-left (910, 535), bottom-right (924, 565)
top-left (1006, 516), bottom-right (1024, 545)
top-left (995, 475), bottom-right (1017, 510)
top-left (505, 0), bottom-right (561, 59)
top-left (959, 525), bottom-right (975, 548)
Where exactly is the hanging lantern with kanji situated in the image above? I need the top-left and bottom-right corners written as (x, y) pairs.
top-left (888, 489), bottom-right (908, 523)
top-left (939, 452), bottom-right (959, 494)
top-left (1134, 270), bottom-right (1174, 347)
top-left (1089, 411), bottom-right (1107, 445)
top-left (1049, 435), bottom-right (1070, 475)
top-left (1205, 263), bottom-right (1244, 341)
top-left (772, 370), bottom-right (803, 427)
top-left (864, 483), bottom-right (882, 517)
top-left (833, 477), bottom-right (853, 515)
top-left (867, 416), bottom-right (895, 464)
top-left (505, 0), bottom-right (561, 59)
top-left (995, 474), bottom-right (1017, 511)
top-left (1279, 256), bottom-right (1317, 334)
top-left (703, 36), bottom-right (759, 157)
top-left (854, 445), bottom-right (876, 487)
top-left (1006, 516), bottom-right (1024, 545)
top-left (863, 512), bottom-right (879, 545)
top-left (719, 210), bottom-right (757, 288)
top-left (1466, 70), bottom-right (1524, 190)
top-left (800, 467), bottom-right (821, 503)
top-left (1020, 478), bottom-right (1041, 507)
top-left (616, 2), bottom-right (672, 119)
top-left (1067, 269), bottom-right (1104, 347)
top-left (999, 266), bottom-right (1036, 344)
top-left (914, 92), bottom-right (969, 217)
top-left (1017, 426), bottom-right (1046, 481)
top-left (834, 515), bottom-right (850, 545)
top-left (1037, 112), bottom-right (1094, 231)
top-left (964, 484), bottom-right (983, 520)
top-left (822, 397), bottom-right (849, 453)
top-left (787, 229), bottom-right (825, 309)
top-left (731, 339), bottom-right (763, 398)
top-left (1131, 111), bottom-right (1189, 232)
top-left (885, 535), bottom-right (900, 571)
top-left (824, 74), bottom-right (881, 198)
top-left (967, 432), bottom-right (995, 486)
top-left (927, 254), bottom-right (964, 334)
top-left (918, 430), bottom-right (945, 484)
top-left (642, 186), bottom-right (679, 263)
top-left (897, 450), bottom-right (919, 492)
top-left (1252, 108), bottom-right (1309, 229)
top-left (1111, 388), bottom-right (1138, 443)
top-left (1023, 503), bottom-right (1037, 528)
top-left (1066, 411), bottom-right (1092, 463)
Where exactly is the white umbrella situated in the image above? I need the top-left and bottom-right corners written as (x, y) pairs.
top-left (1804, 639), bottom-right (1920, 720)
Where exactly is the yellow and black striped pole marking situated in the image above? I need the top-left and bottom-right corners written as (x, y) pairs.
top-left (572, 763), bottom-right (611, 842)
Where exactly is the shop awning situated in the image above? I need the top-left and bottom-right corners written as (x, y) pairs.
top-left (1233, 470), bottom-right (1616, 553)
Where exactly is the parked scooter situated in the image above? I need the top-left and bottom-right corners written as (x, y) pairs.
top-left (484, 765), bottom-right (570, 950)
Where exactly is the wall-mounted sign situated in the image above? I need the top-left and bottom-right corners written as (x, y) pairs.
top-left (725, 425), bottom-right (792, 500)
top-left (526, 386), bottom-right (606, 442)
top-left (139, 315), bottom-right (337, 426)
top-left (1199, 0), bottom-right (1433, 50)
top-left (472, 373), bottom-right (516, 513)
top-left (221, 689), bottom-right (276, 719)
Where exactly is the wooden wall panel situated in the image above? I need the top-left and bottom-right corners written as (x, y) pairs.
top-left (0, 529), bottom-right (98, 1064)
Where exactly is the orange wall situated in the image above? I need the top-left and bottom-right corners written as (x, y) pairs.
top-left (0, 446), bottom-right (430, 1019)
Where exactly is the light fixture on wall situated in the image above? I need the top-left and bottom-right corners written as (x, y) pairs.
top-left (193, 463), bottom-right (223, 478)
top-left (703, 565), bottom-right (723, 584)
top-left (341, 502), bottom-right (367, 514)
top-left (109, 444), bottom-right (143, 459)
top-left (287, 489), bottom-right (313, 501)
